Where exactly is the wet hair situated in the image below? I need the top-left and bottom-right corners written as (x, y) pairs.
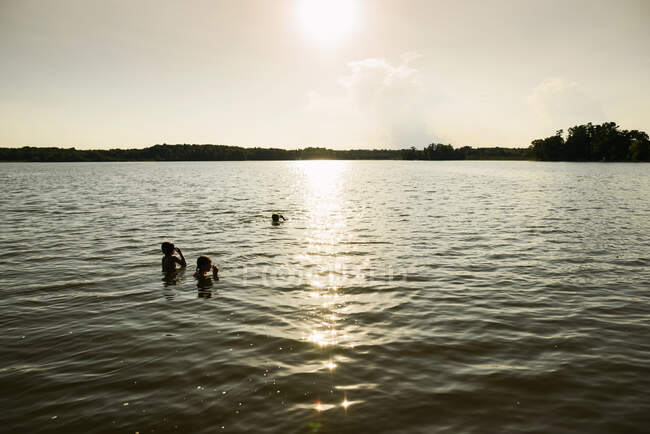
top-left (196, 255), bottom-right (212, 272)
top-left (272, 213), bottom-right (280, 222)
top-left (161, 241), bottom-right (175, 256)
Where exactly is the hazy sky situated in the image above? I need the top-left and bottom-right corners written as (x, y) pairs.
top-left (1, 0), bottom-right (649, 149)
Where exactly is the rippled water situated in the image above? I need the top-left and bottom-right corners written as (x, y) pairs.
top-left (1, 161), bottom-right (649, 433)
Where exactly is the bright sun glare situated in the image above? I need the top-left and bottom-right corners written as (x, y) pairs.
top-left (297, 0), bottom-right (359, 44)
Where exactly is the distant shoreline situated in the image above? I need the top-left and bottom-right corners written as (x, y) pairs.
top-left (0, 144), bottom-right (646, 163)
top-left (1, 122), bottom-right (648, 162)
top-left (0, 144), bottom-right (532, 162)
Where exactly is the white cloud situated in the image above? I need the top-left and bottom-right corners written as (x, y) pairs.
top-left (305, 53), bottom-right (436, 147)
top-left (528, 77), bottom-right (606, 127)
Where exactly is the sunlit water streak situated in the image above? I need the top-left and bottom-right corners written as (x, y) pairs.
top-left (0, 161), bottom-right (649, 433)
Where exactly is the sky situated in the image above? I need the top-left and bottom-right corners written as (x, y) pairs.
top-left (1, 0), bottom-right (649, 149)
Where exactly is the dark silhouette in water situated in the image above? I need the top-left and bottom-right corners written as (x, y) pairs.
top-left (195, 255), bottom-right (218, 279)
top-left (162, 267), bottom-right (186, 287)
top-left (272, 213), bottom-right (286, 225)
top-left (194, 255), bottom-right (218, 297)
top-left (161, 242), bottom-right (186, 272)
top-left (196, 278), bottom-right (213, 297)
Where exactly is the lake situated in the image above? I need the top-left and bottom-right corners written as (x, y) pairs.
top-left (1, 160), bottom-right (649, 433)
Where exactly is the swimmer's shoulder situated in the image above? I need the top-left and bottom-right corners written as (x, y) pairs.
top-left (162, 256), bottom-right (175, 271)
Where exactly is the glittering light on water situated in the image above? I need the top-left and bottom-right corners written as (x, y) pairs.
top-left (307, 331), bottom-right (328, 347)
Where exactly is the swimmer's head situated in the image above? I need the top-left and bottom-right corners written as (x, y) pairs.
top-left (196, 255), bottom-right (212, 273)
top-left (272, 213), bottom-right (280, 222)
top-left (161, 241), bottom-right (175, 256)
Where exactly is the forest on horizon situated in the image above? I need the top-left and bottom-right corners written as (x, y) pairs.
top-left (1, 122), bottom-right (648, 162)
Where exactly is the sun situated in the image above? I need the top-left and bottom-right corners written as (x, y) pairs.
top-left (296, 0), bottom-right (359, 44)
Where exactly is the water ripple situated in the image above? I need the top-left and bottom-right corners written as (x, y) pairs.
top-left (1, 161), bottom-right (649, 433)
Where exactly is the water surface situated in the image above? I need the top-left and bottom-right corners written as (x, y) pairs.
top-left (1, 161), bottom-right (649, 433)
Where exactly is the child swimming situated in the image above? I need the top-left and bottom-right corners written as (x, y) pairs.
top-left (161, 241), bottom-right (187, 272)
top-left (195, 255), bottom-right (219, 279)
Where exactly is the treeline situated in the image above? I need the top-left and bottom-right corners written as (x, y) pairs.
top-left (0, 143), bottom-right (530, 162)
top-left (403, 144), bottom-right (529, 160)
top-left (2, 122), bottom-right (647, 162)
top-left (530, 122), bottom-right (649, 161)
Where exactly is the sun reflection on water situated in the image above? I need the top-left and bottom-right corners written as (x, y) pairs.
top-left (301, 160), bottom-right (348, 194)
top-left (296, 161), bottom-right (351, 349)
top-left (292, 161), bottom-right (361, 414)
